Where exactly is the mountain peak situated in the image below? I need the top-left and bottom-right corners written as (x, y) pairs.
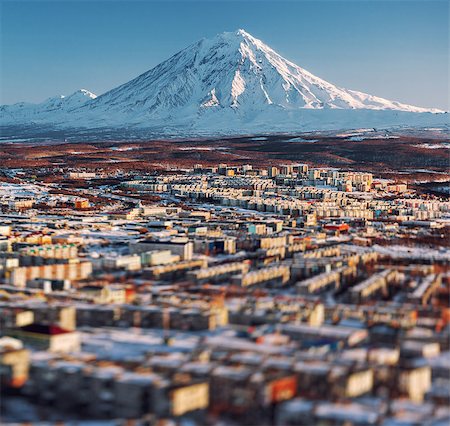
top-left (66, 89), bottom-right (97, 100)
top-left (214, 28), bottom-right (253, 39)
top-left (235, 28), bottom-right (257, 41)
top-left (210, 29), bottom-right (266, 50)
top-left (234, 29), bottom-right (266, 46)
top-left (236, 28), bottom-right (250, 36)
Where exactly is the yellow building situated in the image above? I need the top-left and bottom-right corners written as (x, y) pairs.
top-left (0, 337), bottom-right (30, 388)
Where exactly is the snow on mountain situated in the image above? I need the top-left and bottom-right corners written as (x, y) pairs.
top-left (1, 89), bottom-right (97, 123)
top-left (0, 30), bottom-right (446, 135)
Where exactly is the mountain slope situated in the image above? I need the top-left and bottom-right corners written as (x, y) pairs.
top-left (0, 30), bottom-right (446, 135)
top-left (1, 89), bottom-right (97, 124)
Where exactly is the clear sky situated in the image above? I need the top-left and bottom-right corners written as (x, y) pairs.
top-left (1, 0), bottom-right (448, 109)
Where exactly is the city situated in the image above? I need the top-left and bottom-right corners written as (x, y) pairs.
top-left (1, 160), bottom-right (449, 424)
top-left (1, 1), bottom-right (448, 424)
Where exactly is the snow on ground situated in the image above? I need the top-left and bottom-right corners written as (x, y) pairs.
top-left (415, 143), bottom-right (450, 149)
top-left (110, 146), bottom-right (136, 151)
top-left (347, 135), bottom-right (400, 141)
top-left (286, 137), bottom-right (318, 142)
top-left (177, 146), bottom-right (214, 151)
top-left (0, 182), bottom-right (49, 198)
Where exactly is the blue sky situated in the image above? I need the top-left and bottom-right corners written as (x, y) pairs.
top-left (1, 0), bottom-right (448, 109)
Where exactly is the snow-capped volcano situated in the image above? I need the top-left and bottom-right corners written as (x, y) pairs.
top-left (86, 29), bottom-right (440, 116)
top-left (0, 30), bottom-right (446, 135)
